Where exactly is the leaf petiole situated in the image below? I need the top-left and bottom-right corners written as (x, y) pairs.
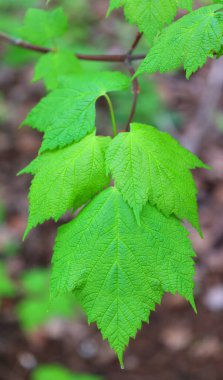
top-left (104, 93), bottom-right (117, 137)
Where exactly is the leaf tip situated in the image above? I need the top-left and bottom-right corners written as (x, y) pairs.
top-left (16, 169), bottom-right (23, 177)
top-left (23, 224), bottom-right (32, 241)
top-left (134, 210), bottom-right (141, 226)
top-left (118, 351), bottom-right (124, 369)
top-left (190, 297), bottom-right (197, 314)
top-left (19, 120), bottom-right (26, 129)
top-left (132, 71), bottom-right (139, 80)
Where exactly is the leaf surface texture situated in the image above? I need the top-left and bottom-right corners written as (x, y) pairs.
top-left (108, 0), bottom-right (193, 43)
top-left (51, 187), bottom-right (196, 364)
top-left (20, 133), bottom-right (110, 237)
top-left (136, 4), bottom-right (223, 78)
top-left (33, 51), bottom-right (82, 91)
top-left (106, 123), bottom-right (208, 232)
top-left (22, 72), bottom-right (130, 151)
top-left (19, 8), bottom-right (68, 45)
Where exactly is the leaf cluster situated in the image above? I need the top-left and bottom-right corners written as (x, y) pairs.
top-left (14, 3), bottom-right (215, 366)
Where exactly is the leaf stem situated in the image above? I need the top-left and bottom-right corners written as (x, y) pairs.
top-left (104, 94), bottom-right (117, 137)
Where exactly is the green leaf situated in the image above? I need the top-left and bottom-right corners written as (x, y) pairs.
top-left (19, 132), bottom-right (111, 238)
top-left (32, 364), bottom-right (102, 380)
top-left (51, 187), bottom-right (196, 365)
top-left (21, 268), bottom-right (50, 295)
top-left (0, 263), bottom-right (15, 298)
top-left (17, 293), bottom-right (74, 331)
top-left (19, 8), bottom-right (68, 46)
top-left (22, 71), bottom-right (130, 152)
top-left (179, 0), bottom-right (193, 11)
top-left (106, 123), bottom-right (208, 233)
top-left (107, 0), bottom-right (124, 14)
top-left (33, 51), bottom-right (82, 91)
top-left (17, 268), bottom-right (75, 331)
top-left (32, 365), bottom-right (74, 380)
top-left (136, 4), bottom-right (223, 78)
top-left (107, 0), bottom-right (193, 43)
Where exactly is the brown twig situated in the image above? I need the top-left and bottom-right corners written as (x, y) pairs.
top-left (127, 32), bottom-right (143, 55)
top-left (125, 63), bottom-right (140, 131)
top-left (124, 33), bottom-right (142, 131)
top-left (0, 32), bottom-right (146, 62)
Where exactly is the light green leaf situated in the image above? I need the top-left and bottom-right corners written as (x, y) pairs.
top-left (17, 294), bottom-right (74, 331)
top-left (136, 4), bottom-right (223, 78)
top-left (19, 132), bottom-right (111, 238)
top-left (19, 8), bottom-right (68, 46)
top-left (179, 0), bottom-right (193, 11)
top-left (0, 263), bottom-right (15, 298)
top-left (32, 365), bottom-right (74, 380)
top-left (32, 364), bottom-right (102, 380)
top-left (106, 123), bottom-right (208, 232)
top-left (21, 268), bottom-right (50, 295)
top-left (33, 51), bottom-right (82, 91)
top-left (51, 187), bottom-right (196, 365)
top-left (107, 0), bottom-right (193, 43)
top-left (17, 269), bottom-right (75, 331)
top-left (22, 71), bottom-right (130, 152)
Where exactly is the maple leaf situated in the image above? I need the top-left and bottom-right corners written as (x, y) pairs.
top-left (136, 4), bottom-right (223, 78)
top-left (107, 0), bottom-right (193, 43)
top-left (21, 71), bottom-right (130, 152)
top-left (33, 51), bottom-right (82, 91)
top-left (51, 187), bottom-right (196, 366)
top-left (106, 123), bottom-right (209, 233)
top-left (19, 8), bottom-right (68, 46)
top-left (19, 132), bottom-right (111, 238)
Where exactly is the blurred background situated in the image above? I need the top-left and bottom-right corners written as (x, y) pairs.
top-left (0, 0), bottom-right (223, 379)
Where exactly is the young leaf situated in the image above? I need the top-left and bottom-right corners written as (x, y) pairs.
top-left (19, 132), bottom-right (111, 238)
top-left (107, 0), bottom-right (193, 43)
top-left (19, 8), bottom-right (68, 46)
top-left (22, 72), bottom-right (130, 152)
top-left (106, 123), bottom-right (208, 232)
top-left (33, 51), bottom-right (82, 91)
top-left (51, 187), bottom-right (196, 365)
top-left (136, 4), bottom-right (223, 78)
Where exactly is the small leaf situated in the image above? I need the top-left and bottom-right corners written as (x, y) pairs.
top-left (106, 123), bottom-right (208, 232)
top-left (51, 187), bottom-right (196, 365)
top-left (0, 263), bottom-right (15, 298)
top-left (33, 51), bottom-right (82, 91)
top-left (32, 364), bottom-right (102, 380)
top-left (20, 132), bottom-right (111, 238)
top-left (32, 364), bottom-right (74, 380)
top-left (19, 8), bottom-right (68, 46)
top-left (17, 293), bottom-right (74, 331)
top-left (135, 4), bottom-right (223, 78)
top-left (22, 71), bottom-right (130, 152)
